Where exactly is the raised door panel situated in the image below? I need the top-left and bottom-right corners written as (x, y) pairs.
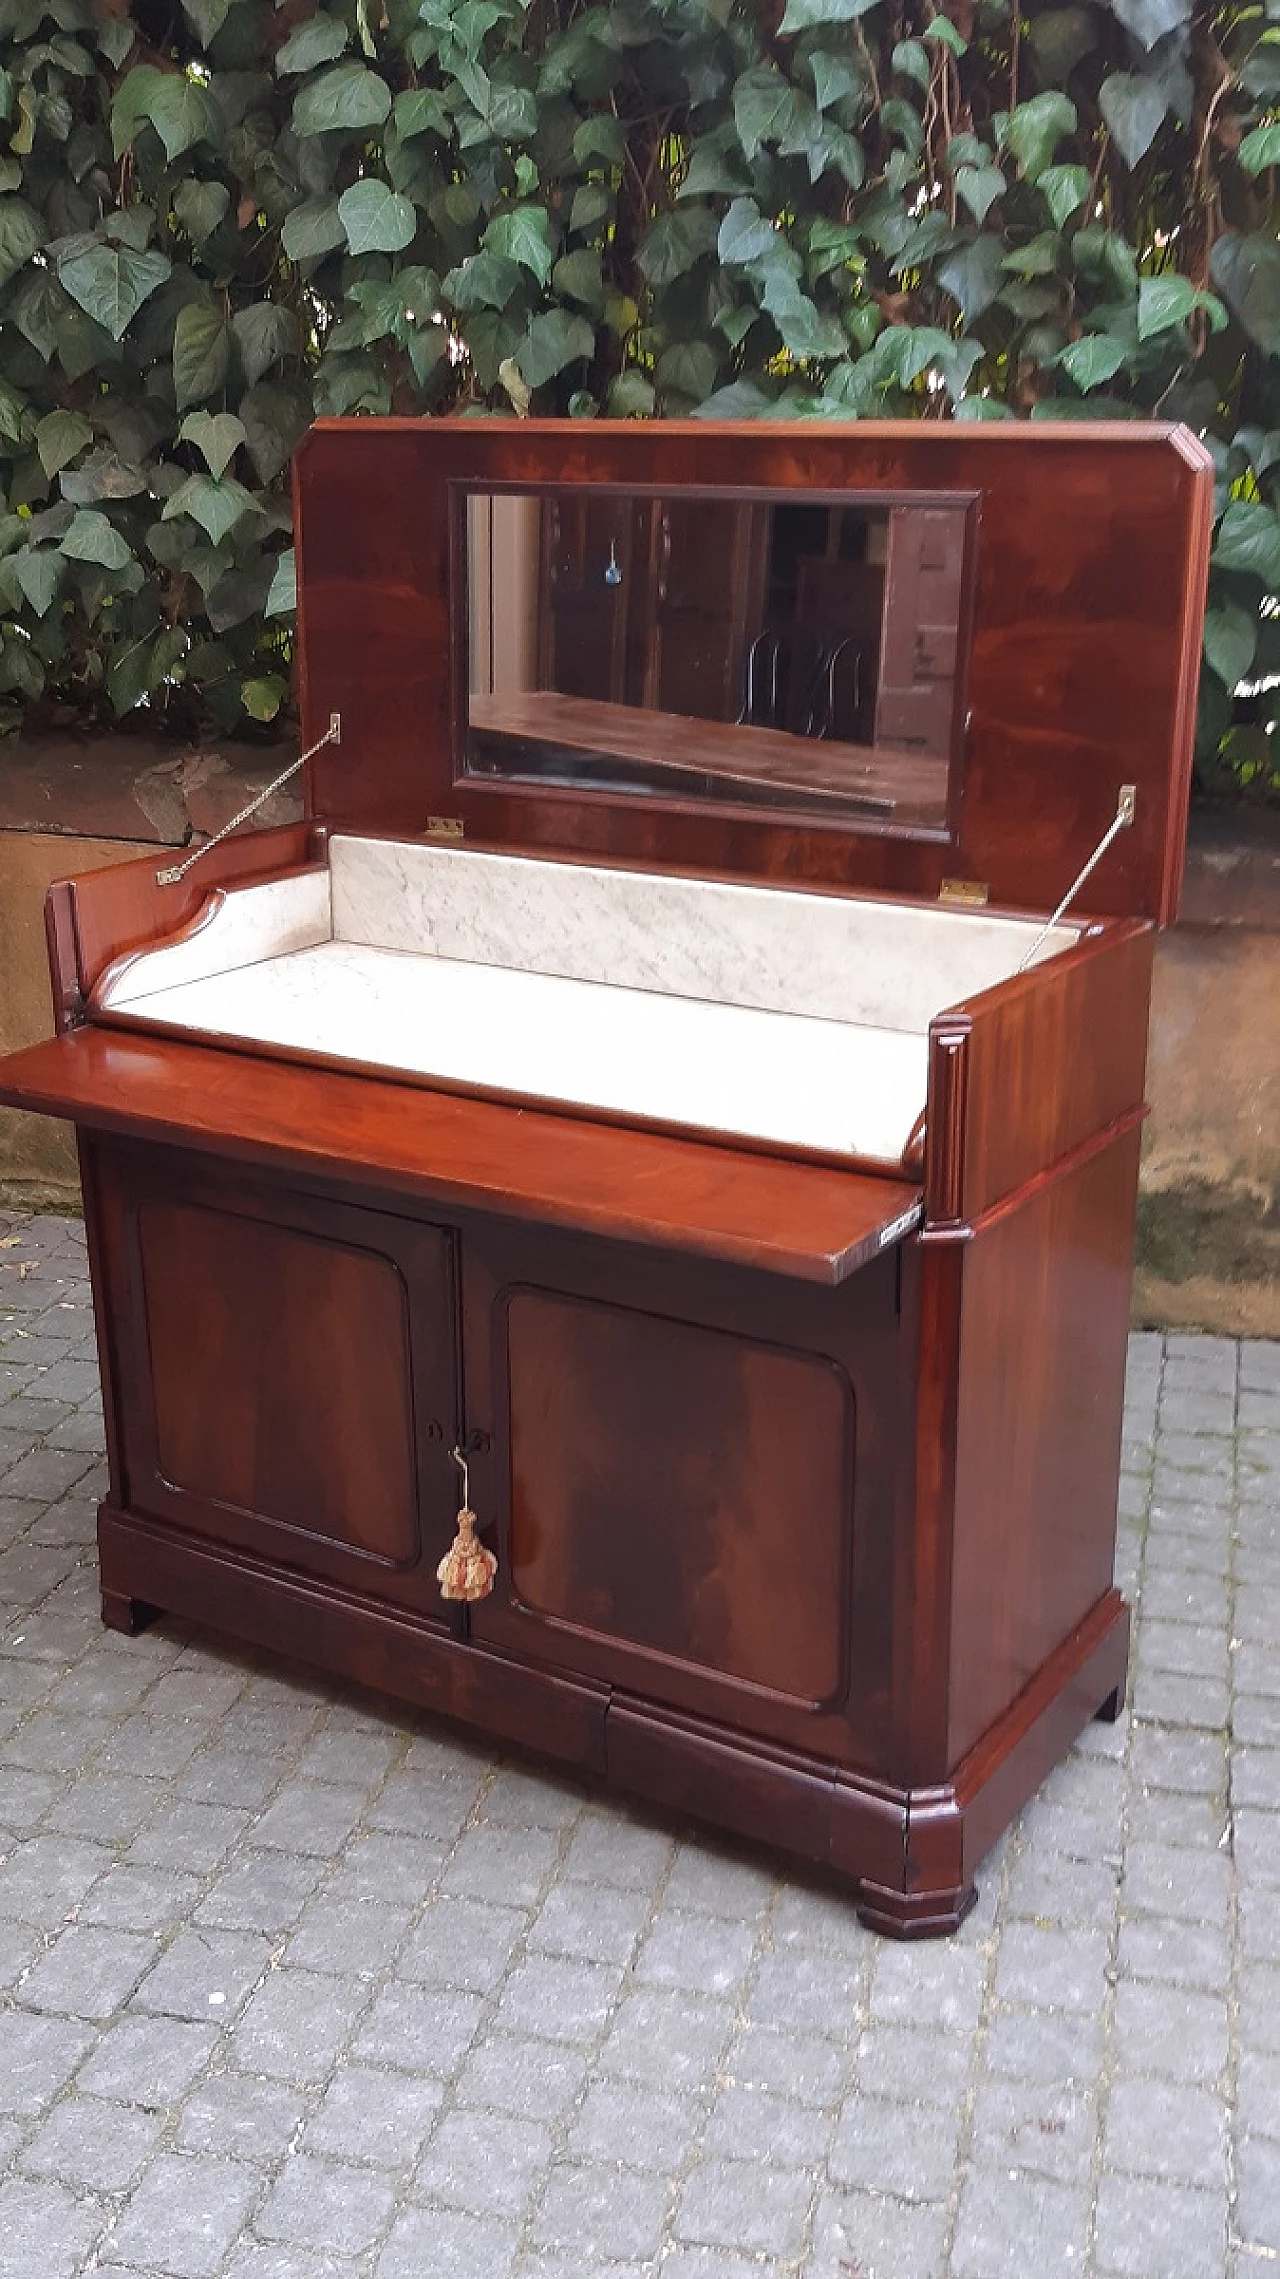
top-left (92, 1138), bottom-right (461, 1619)
top-left (462, 1224), bottom-right (913, 1771)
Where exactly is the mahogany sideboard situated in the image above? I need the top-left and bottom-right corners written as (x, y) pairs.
top-left (0, 418), bottom-right (1212, 1935)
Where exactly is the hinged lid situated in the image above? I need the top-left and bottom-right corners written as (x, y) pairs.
top-left (293, 418), bottom-right (1212, 926)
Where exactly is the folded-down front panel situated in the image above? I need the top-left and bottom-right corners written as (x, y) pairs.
top-left (0, 1031), bottom-right (922, 1284)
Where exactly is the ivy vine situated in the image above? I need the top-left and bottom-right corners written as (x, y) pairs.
top-left (0, 0), bottom-right (1278, 786)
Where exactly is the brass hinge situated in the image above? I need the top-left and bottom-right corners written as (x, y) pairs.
top-left (939, 878), bottom-right (989, 908)
top-left (425, 816), bottom-right (465, 841)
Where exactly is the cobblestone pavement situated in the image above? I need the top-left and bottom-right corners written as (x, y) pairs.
top-left (1, 1207), bottom-right (1278, 2279)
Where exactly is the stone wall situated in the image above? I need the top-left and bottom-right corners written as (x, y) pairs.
top-left (1, 741), bottom-right (1276, 1331)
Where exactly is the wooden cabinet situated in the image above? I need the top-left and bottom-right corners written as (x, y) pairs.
top-left (89, 1141), bottom-right (462, 1623)
top-left (0, 416), bottom-right (1213, 1937)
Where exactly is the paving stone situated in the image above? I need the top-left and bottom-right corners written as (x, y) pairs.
top-left (178, 1750), bottom-right (284, 1813)
top-left (560, 1811), bottom-right (673, 1891)
top-left (414, 2109), bottom-right (553, 2218)
top-left (305, 2065), bottom-right (442, 2167)
top-left (527, 1879), bottom-right (650, 1967)
top-left (493, 1952), bottom-right (623, 2044)
top-left (439, 1824), bottom-right (562, 1908)
top-left (19, 1922), bottom-right (157, 2018)
top-left (828, 2090), bottom-right (960, 2203)
top-left (257, 2153), bottom-right (396, 2256)
top-left (324, 1835), bottom-right (445, 1909)
top-left (395, 1894), bottom-right (526, 1991)
top-left (1093, 2172), bottom-right (1227, 2279)
top-left (134, 1928), bottom-right (274, 2022)
top-left (951, 2167), bottom-right (1091, 2279)
top-left (0, 2011), bottom-right (94, 2115)
top-left (44, 1770), bottom-right (164, 1842)
top-left (1237, 2050), bottom-right (1280, 2142)
top-left (1115, 1912), bottom-right (1230, 1992)
top-left (568, 2076), bottom-right (701, 2172)
top-left (868, 1938), bottom-right (986, 2031)
top-left (533, 2161), bottom-right (671, 2260)
top-left (983, 2006), bottom-right (1104, 2086)
top-left (283, 1897), bottom-right (412, 1980)
top-left (21, 2092), bottom-right (163, 2189)
top-left (454, 2033), bottom-right (588, 2124)
top-left (351, 1982), bottom-right (483, 2077)
top-left (196, 1850), bottom-right (327, 1935)
top-left (79, 2014), bottom-right (219, 2104)
top-left (375, 2205), bottom-right (519, 2279)
top-left (674, 2156), bottom-right (812, 2257)
top-left (660, 1842), bottom-right (777, 1919)
top-left (234, 1971), bottom-right (371, 2084)
top-left (1110, 1975), bottom-right (1228, 2083)
top-left (127, 1799), bottom-right (252, 1871)
top-left (727, 2022), bottom-right (847, 2107)
top-left (1120, 1838), bottom-right (1232, 1923)
top-left (0, 1918), bottom-right (40, 1989)
top-left (703, 2082), bottom-right (830, 2168)
top-left (181, 2074), bottom-right (309, 2165)
top-left (249, 1784), bottom-right (369, 1859)
top-left (1103, 2075), bottom-right (1228, 2185)
top-left (1237, 2135), bottom-right (1280, 2251)
top-left (109, 2151), bottom-right (261, 2276)
top-left (992, 1921), bottom-right (1110, 2014)
top-left (0, 2175), bottom-right (104, 2279)
top-left (808, 2184), bottom-right (948, 2279)
top-left (478, 1765), bottom-right (583, 1831)
top-left (850, 2021), bottom-right (968, 2109)
top-left (1004, 1846), bottom-right (1121, 1926)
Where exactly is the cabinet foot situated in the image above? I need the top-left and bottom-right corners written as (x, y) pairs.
top-left (1093, 1682), bottom-right (1125, 1724)
top-left (856, 1877), bottom-right (978, 1940)
top-left (101, 1589), bottom-right (159, 1637)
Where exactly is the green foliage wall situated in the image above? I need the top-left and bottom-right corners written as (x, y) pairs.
top-left (1, 0), bottom-right (1278, 781)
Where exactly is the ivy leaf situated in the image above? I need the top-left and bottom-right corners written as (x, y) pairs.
top-left (1003, 92), bottom-right (1077, 182)
top-left (607, 371), bottom-right (655, 417)
top-left (1110, 0), bottom-right (1190, 51)
top-left (281, 197), bottom-right (346, 264)
top-left (1056, 333), bottom-right (1127, 390)
top-left (1038, 163), bottom-right (1090, 227)
top-left (36, 409), bottom-right (92, 479)
top-left (146, 74), bottom-right (222, 162)
top-left (761, 276), bottom-right (845, 358)
top-left (1137, 274), bottom-right (1223, 340)
top-left (778, 0), bottom-right (879, 26)
top-left (276, 12), bottom-right (348, 73)
top-left (658, 339), bottom-right (720, 400)
top-left (15, 546), bottom-right (62, 616)
top-left (174, 180), bottom-right (230, 242)
top-left (733, 66), bottom-right (800, 160)
top-left (265, 547), bottom-right (296, 617)
top-left (240, 382), bottom-right (310, 483)
top-left (60, 509), bottom-right (133, 569)
top-left (242, 673), bottom-right (286, 721)
top-left (182, 0), bottom-right (233, 49)
top-left (515, 307), bottom-right (594, 388)
top-left (483, 205), bottom-right (555, 287)
top-left (1213, 498), bottom-right (1280, 585)
top-left (338, 180), bottom-right (416, 255)
top-left (892, 40), bottom-right (930, 91)
top-left (1211, 232), bottom-right (1280, 354)
top-left (718, 197), bottom-right (781, 267)
top-left (936, 235), bottom-right (1006, 320)
top-left (636, 207), bottom-right (718, 286)
top-left (552, 248), bottom-right (603, 311)
top-left (171, 303), bottom-right (229, 408)
top-left (443, 251), bottom-right (521, 311)
top-left (292, 63), bottom-right (392, 138)
top-left (954, 163), bottom-right (1005, 223)
top-left (1099, 74), bottom-right (1168, 168)
top-left (1239, 122), bottom-right (1280, 174)
top-left (178, 410), bottom-right (246, 478)
top-left (1204, 601), bottom-right (1257, 690)
top-left (162, 472), bottom-right (262, 545)
top-left (58, 244), bottom-right (171, 340)
top-left (0, 197), bottom-right (46, 287)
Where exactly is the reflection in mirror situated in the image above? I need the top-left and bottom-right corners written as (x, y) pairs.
top-left (462, 490), bottom-right (971, 831)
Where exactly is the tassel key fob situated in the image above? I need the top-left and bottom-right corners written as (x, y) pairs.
top-left (438, 1447), bottom-right (497, 1603)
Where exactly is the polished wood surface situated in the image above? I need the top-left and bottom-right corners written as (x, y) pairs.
top-left (0, 1029), bottom-right (921, 1285)
top-left (296, 419), bottom-right (1211, 924)
top-left (0, 416), bottom-right (1203, 1936)
top-left (468, 690), bottom-right (948, 823)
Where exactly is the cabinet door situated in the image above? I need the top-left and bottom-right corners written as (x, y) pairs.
top-left (462, 1223), bottom-right (910, 1771)
top-left (92, 1138), bottom-right (461, 1620)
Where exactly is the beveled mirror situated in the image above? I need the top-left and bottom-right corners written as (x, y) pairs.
top-left (460, 485), bottom-right (976, 833)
